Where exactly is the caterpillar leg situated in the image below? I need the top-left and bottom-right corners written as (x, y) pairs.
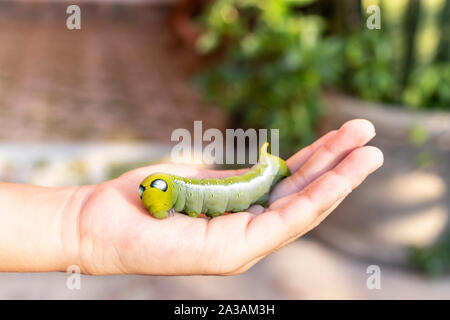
top-left (207, 212), bottom-right (223, 218)
top-left (187, 212), bottom-right (200, 218)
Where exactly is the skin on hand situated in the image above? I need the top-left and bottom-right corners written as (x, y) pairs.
top-left (64, 119), bottom-right (382, 276)
top-left (0, 119), bottom-right (383, 275)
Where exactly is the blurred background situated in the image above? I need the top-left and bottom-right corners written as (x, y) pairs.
top-left (0, 0), bottom-right (449, 299)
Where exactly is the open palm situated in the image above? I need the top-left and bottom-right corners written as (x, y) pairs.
top-left (76, 119), bottom-right (383, 275)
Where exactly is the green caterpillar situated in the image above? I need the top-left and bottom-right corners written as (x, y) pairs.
top-left (139, 143), bottom-right (290, 219)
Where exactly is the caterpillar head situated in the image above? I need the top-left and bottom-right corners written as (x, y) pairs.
top-left (139, 173), bottom-right (177, 219)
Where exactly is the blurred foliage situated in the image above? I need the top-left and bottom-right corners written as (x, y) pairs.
top-left (408, 123), bottom-right (429, 146)
top-left (409, 234), bottom-right (450, 276)
top-left (340, 0), bottom-right (450, 110)
top-left (195, 0), bottom-right (343, 155)
top-left (403, 64), bottom-right (450, 110)
top-left (342, 29), bottom-right (399, 102)
top-left (195, 0), bottom-right (450, 155)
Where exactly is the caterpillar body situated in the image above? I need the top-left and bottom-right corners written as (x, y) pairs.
top-left (139, 142), bottom-right (290, 219)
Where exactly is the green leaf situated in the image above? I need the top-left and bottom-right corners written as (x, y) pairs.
top-left (286, 0), bottom-right (316, 7)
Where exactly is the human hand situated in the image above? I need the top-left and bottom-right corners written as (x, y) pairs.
top-left (73, 119), bottom-right (383, 275)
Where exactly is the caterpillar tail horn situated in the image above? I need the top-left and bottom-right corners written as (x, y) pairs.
top-left (260, 142), bottom-right (291, 178)
top-left (260, 142), bottom-right (269, 158)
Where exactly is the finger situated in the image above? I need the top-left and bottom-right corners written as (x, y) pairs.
top-left (233, 147), bottom-right (383, 274)
top-left (264, 146), bottom-right (384, 254)
top-left (223, 257), bottom-right (262, 275)
top-left (246, 204), bottom-right (265, 214)
top-left (269, 119), bottom-right (375, 203)
top-left (226, 198), bottom-right (346, 275)
top-left (206, 129), bottom-right (335, 181)
top-left (224, 197), bottom-right (345, 275)
top-left (270, 145), bottom-right (383, 211)
top-left (244, 145), bottom-right (383, 264)
top-left (285, 130), bottom-right (337, 172)
top-left (300, 197), bottom-right (345, 235)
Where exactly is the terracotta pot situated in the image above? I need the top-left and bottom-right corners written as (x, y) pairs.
top-left (315, 91), bottom-right (450, 266)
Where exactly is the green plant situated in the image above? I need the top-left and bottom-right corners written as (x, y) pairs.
top-left (195, 0), bottom-right (343, 155)
top-left (403, 64), bottom-right (450, 110)
top-left (409, 234), bottom-right (450, 276)
top-left (339, 0), bottom-right (450, 110)
top-left (342, 29), bottom-right (399, 102)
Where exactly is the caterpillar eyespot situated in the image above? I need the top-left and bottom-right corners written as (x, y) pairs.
top-left (138, 185), bottom-right (145, 199)
top-left (139, 142), bottom-right (290, 219)
top-left (150, 179), bottom-right (168, 192)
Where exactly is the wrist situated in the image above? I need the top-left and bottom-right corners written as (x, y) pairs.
top-left (57, 185), bottom-right (96, 273)
top-left (0, 182), bottom-right (95, 272)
